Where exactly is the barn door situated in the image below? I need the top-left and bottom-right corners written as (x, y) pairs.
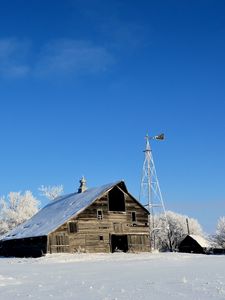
top-left (111, 235), bottom-right (128, 253)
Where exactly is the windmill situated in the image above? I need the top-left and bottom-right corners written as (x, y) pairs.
top-left (139, 133), bottom-right (170, 251)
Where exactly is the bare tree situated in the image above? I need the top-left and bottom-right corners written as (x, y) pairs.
top-left (215, 216), bottom-right (225, 248)
top-left (0, 198), bottom-right (9, 236)
top-left (0, 191), bottom-right (39, 236)
top-left (39, 185), bottom-right (64, 200)
top-left (154, 210), bottom-right (204, 251)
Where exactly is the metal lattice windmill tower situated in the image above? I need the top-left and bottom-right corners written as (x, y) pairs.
top-left (139, 133), bottom-right (169, 251)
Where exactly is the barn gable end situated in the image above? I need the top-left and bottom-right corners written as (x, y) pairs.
top-left (49, 182), bottom-right (150, 253)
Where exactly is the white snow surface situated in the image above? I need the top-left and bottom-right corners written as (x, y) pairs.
top-left (0, 252), bottom-right (224, 300)
top-left (2, 181), bottom-right (122, 240)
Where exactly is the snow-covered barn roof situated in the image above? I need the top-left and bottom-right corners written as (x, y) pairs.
top-left (2, 180), bottom-right (132, 241)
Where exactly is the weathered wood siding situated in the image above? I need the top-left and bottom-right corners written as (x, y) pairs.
top-left (48, 187), bottom-right (150, 253)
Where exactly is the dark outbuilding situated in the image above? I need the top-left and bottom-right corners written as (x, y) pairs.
top-left (178, 234), bottom-right (212, 254)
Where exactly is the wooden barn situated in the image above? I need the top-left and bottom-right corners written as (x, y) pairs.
top-left (178, 234), bottom-right (212, 254)
top-left (0, 179), bottom-right (150, 257)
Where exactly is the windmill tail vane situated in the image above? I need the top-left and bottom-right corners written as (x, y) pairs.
top-left (154, 133), bottom-right (165, 140)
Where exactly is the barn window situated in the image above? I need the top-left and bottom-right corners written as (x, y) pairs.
top-left (108, 186), bottom-right (125, 212)
top-left (99, 235), bottom-right (104, 241)
top-left (97, 209), bottom-right (103, 220)
top-left (68, 222), bottom-right (77, 233)
top-left (131, 212), bottom-right (136, 222)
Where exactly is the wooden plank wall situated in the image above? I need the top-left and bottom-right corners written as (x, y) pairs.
top-left (48, 188), bottom-right (150, 253)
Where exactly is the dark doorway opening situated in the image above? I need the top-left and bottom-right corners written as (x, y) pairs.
top-left (108, 186), bottom-right (125, 211)
top-left (111, 235), bottom-right (128, 253)
top-left (1, 236), bottom-right (47, 257)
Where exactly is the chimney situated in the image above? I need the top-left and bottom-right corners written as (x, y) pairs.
top-left (186, 218), bottom-right (190, 235)
top-left (78, 176), bottom-right (87, 193)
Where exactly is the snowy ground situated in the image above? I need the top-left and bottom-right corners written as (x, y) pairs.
top-left (0, 253), bottom-right (225, 300)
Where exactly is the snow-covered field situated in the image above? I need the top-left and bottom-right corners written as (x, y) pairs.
top-left (0, 253), bottom-right (224, 300)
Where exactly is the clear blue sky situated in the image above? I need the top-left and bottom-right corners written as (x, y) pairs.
top-left (0, 0), bottom-right (224, 233)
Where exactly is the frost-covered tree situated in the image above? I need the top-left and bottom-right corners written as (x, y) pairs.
top-left (0, 198), bottom-right (9, 236)
top-left (0, 191), bottom-right (39, 236)
top-left (154, 210), bottom-right (204, 251)
top-left (38, 185), bottom-right (64, 200)
top-left (215, 217), bottom-right (225, 248)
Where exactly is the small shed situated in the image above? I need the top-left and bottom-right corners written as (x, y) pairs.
top-left (178, 234), bottom-right (212, 254)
